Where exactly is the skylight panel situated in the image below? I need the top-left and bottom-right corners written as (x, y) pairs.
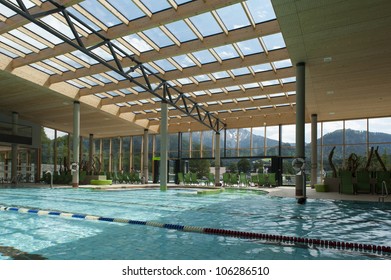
top-left (92, 74), bottom-right (111, 84)
top-left (193, 91), bottom-right (206, 96)
top-left (251, 63), bottom-right (273, 73)
top-left (172, 54), bottom-right (196, 68)
top-left (193, 74), bottom-right (211, 82)
top-left (71, 50), bottom-right (99, 65)
top-left (8, 29), bottom-right (47, 50)
top-left (40, 15), bottom-right (77, 40)
top-left (79, 77), bottom-right (98, 86)
top-left (191, 50), bottom-right (217, 64)
top-left (281, 77), bottom-right (296, 83)
top-left (154, 59), bottom-right (177, 71)
top-left (263, 33), bottom-right (286, 51)
top-left (0, 3), bottom-right (17, 17)
top-left (67, 80), bottom-right (85, 89)
top-left (262, 79), bottom-right (280, 87)
top-left (143, 27), bottom-right (174, 48)
top-left (24, 23), bottom-right (63, 45)
top-left (237, 97), bottom-right (250, 102)
top-left (105, 70), bottom-right (126, 81)
top-left (91, 47), bottom-right (113, 61)
top-left (231, 67), bottom-right (251, 76)
top-left (270, 93), bottom-right (285, 98)
top-left (132, 86), bottom-right (147, 93)
top-left (107, 0), bottom-right (145, 21)
top-left (107, 91), bottom-right (119, 97)
top-left (43, 59), bottom-right (69, 72)
top-left (123, 34), bottom-right (154, 52)
top-left (111, 39), bottom-right (134, 56)
top-left (140, 0), bottom-right (171, 13)
top-left (246, 0), bottom-right (276, 23)
top-left (211, 71), bottom-right (230, 79)
top-left (236, 38), bottom-right (264, 56)
top-left (216, 3), bottom-right (250, 30)
top-left (243, 83), bottom-right (261, 89)
top-left (226, 85), bottom-right (241, 92)
top-left (119, 89), bottom-right (132, 95)
top-left (273, 59), bottom-right (293, 69)
top-left (79, 0), bottom-right (121, 27)
top-left (95, 93), bottom-right (108, 99)
top-left (173, 0), bottom-right (193, 4)
top-left (56, 55), bottom-right (83, 69)
top-left (209, 88), bottom-right (224, 94)
top-left (30, 63), bottom-right (55, 75)
top-left (0, 35), bottom-right (32, 54)
top-left (177, 78), bottom-right (193, 85)
top-left (0, 47), bottom-right (18, 58)
top-left (165, 21), bottom-right (197, 43)
top-left (213, 45), bottom-right (239, 60)
top-left (67, 7), bottom-right (101, 31)
top-left (189, 13), bottom-right (222, 37)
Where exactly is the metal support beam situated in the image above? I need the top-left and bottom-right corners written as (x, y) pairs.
top-left (311, 114), bottom-right (318, 188)
top-left (160, 101), bottom-right (168, 191)
top-left (143, 129), bottom-right (149, 184)
top-left (215, 132), bottom-right (221, 186)
top-left (11, 112), bottom-right (18, 184)
top-left (1, 0), bottom-right (225, 133)
top-left (72, 101), bottom-right (80, 188)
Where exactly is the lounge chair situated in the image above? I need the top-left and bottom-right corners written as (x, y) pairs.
top-left (339, 170), bottom-right (355, 194)
top-left (356, 170), bottom-right (371, 193)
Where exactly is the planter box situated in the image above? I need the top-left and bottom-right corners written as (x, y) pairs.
top-left (323, 177), bottom-right (340, 192)
top-left (84, 175), bottom-right (107, 184)
top-left (315, 184), bottom-right (328, 192)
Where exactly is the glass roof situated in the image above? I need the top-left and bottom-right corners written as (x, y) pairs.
top-left (0, 0), bottom-right (295, 131)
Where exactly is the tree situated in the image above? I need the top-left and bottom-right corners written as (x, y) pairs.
top-left (237, 158), bottom-right (251, 173)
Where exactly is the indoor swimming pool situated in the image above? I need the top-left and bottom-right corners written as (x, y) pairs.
top-left (0, 187), bottom-right (390, 260)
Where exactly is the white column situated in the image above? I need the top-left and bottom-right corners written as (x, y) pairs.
top-left (11, 112), bottom-right (18, 184)
top-left (72, 101), bottom-right (80, 188)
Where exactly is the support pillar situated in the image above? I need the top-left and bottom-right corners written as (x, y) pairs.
top-left (143, 129), bottom-right (149, 184)
top-left (215, 132), bottom-right (221, 186)
top-left (11, 112), bottom-right (18, 184)
top-left (160, 101), bottom-right (168, 191)
top-left (295, 62), bottom-right (306, 199)
top-left (89, 134), bottom-right (94, 174)
top-left (72, 101), bottom-right (80, 188)
top-left (311, 114), bottom-right (318, 188)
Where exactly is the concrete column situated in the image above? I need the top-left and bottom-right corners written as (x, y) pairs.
top-left (54, 130), bottom-right (57, 173)
top-left (311, 114), bottom-right (318, 188)
top-left (143, 129), bottom-right (149, 184)
top-left (160, 101), bottom-right (168, 191)
top-left (11, 112), bottom-right (18, 184)
top-left (72, 101), bottom-right (80, 188)
top-left (89, 134), bottom-right (94, 174)
top-left (215, 132), bottom-right (221, 186)
top-left (295, 62), bottom-right (306, 199)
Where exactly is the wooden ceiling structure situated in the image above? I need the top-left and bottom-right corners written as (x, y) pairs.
top-left (0, 0), bottom-right (390, 138)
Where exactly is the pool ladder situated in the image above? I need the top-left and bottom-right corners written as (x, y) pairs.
top-left (378, 181), bottom-right (389, 203)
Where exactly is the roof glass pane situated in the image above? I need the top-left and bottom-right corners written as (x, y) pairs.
top-left (0, 3), bottom-right (17, 17)
top-left (243, 82), bottom-right (260, 89)
top-left (177, 78), bottom-right (193, 85)
top-left (143, 27), bottom-right (174, 48)
top-left (95, 93), bottom-right (107, 99)
top-left (226, 85), bottom-right (241, 92)
top-left (107, 91), bottom-right (119, 97)
top-left (67, 80), bottom-right (85, 88)
top-left (211, 71), bottom-right (230, 79)
top-left (216, 3), bottom-right (250, 30)
top-left (40, 15), bottom-right (76, 40)
top-left (119, 89), bottom-right (131, 95)
top-left (30, 63), bottom-right (55, 75)
top-left (0, 35), bottom-right (32, 54)
top-left (92, 74), bottom-right (111, 84)
top-left (67, 7), bottom-right (100, 31)
top-left (270, 93), bottom-right (285, 98)
top-left (172, 54), bottom-right (196, 68)
top-left (231, 67), bottom-right (251, 76)
top-left (193, 74), bottom-right (211, 82)
top-left (8, 30), bottom-right (47, 50)
top-left (91, 47), bottom-right (113, 61)
top-left (262, 79), bottom-right (280, 86)
top-left (165, 21), bottom-right (197, 42)
top-left (79, 77), bottom-right (98, 86)
top-left (56, 55), bottom-right (83, 69)
top-left (191, 50), bottom-right (217, 64)
top-left (174, 0), bottom-right (193, 4)
top-left (71, 50), bottom-right (99, 65)
top-left (237, 97), bottom-right (250, 102)
top-left (132, 86), bottom-right (147, 93)
top-left (193, 91), bottom-right (206, 96)
top-left (142, 63), bottom-right (160, 74)
top-left (246, 0), bottom-right (276, 23)
top-left (273, 59), bottom-right (293, 69)
top-left (251, 63), bottom-right (272, 73)
top-left (281, 77), bottom-right (296, 83)
top-left (112, 39), bottom-right (134, 56)
top-left (263, 33), bottom-right (286, 51)
top-left (106, 70), bottom-right (126, 81)
top-left (236, 38), bottom-right (264, 55)
top-left (123, 34), bottom-right (154, 52)
top-left (107, 0), bottom-right (145, 21)
top-left (189, 12), bottom-right (222, 37)
top-left (24, 23), bottom-right (63, 45)
top-left (79, 0), bottom-right (121, 27)
top-left (213, 44), bottom-right (239, 60)
top-left (140, 0), bottom-right (171, 13)
top-left (0, 47), bottom-right (18, 58)
top-left (209, 88), bottom-right (223, 94)
top-left (154, 59), bottom-right (177, 71)
top-left (43, 59), bottom-right (69, 72)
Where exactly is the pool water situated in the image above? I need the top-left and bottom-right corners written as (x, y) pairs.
top-left (0, 188), bottom-right (390, 260)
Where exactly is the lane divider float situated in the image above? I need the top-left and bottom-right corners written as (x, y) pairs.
top-left (1, 205), bottom-right (390, 256)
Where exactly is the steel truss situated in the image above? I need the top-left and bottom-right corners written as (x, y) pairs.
top-left (1, 0), bottom-right (226, 132)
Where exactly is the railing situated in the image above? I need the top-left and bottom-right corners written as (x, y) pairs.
top-left (378, 181), bottom-right (389, 203)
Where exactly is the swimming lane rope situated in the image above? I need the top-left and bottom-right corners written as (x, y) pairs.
top-left (1, 204), bottom-right (390, 256)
